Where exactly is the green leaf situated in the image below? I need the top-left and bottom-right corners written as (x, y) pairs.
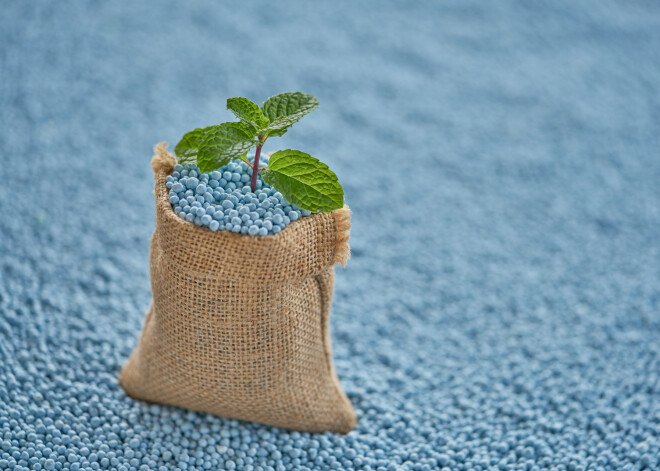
top-left (261, 149), bottom-right (343, 213)
top-left (174, 128), bottom-right (207, 164)
top-left (261, 92), bottom-right (319, 135)
top-left (265, 127), bottom-right (287, 138)
top-left (175, 123), bottom-right (256, 173)
top-left (227, 97), bottom-right (269, 130)
top-left (261, 92), bottom-right (319, 121)
top-left (234, 121), bottom-right (258, 137)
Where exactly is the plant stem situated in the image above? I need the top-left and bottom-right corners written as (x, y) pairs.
top-left (251, 136), bottom-right (264, 192)
top-left (239, 155), bottom-right (254, 169)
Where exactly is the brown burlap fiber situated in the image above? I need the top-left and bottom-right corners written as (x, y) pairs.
top-left (119, 143), bottom-right (356, 433)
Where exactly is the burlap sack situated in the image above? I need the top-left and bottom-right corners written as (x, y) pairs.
top-left (119, 143), bottom-right (356, 434)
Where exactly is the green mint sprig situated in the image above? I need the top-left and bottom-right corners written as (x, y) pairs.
top-left (175, 92), bottom-right (343, 213)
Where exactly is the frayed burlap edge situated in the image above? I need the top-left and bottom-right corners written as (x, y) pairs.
top-left (332, 206), bottom-right (351, 267)
top-left (152, 141), bottom-right (177, 174)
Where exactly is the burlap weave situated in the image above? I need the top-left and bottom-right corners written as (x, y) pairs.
top-left (119, 143), bottom-right (356, 434)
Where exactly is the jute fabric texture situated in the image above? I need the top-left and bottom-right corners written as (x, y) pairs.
top-left (119, 143), bottom-right (356, 433)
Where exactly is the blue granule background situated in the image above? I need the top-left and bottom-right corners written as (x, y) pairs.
top-left (1, 1), bottom-right (660, 470)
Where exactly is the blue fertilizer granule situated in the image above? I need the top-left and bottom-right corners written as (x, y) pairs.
top-left (167, 156), bottom-right (312, 236)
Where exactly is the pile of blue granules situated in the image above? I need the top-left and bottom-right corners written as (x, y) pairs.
top-left (167, 157), bottom-right (312, 236)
